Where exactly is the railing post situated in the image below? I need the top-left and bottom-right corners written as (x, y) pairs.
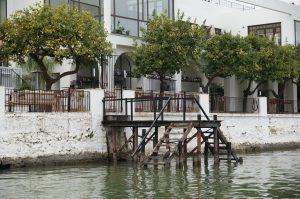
top-left (153, 127), bottom-right (158, 148)
top-left (130, 99), bottom-right (133, 121)
top-left (183, 92), bottom-right (186, 121)
top-left (125, 98), bottom-right (128, 116)
top-left (67, 88), bottom-right (71, 112)
top-left (103, 99), bottom-right (106, 117)
top-left (141, 129), bottom-right (146, 155)
top-left (154, 99), bottom-right (157, 120)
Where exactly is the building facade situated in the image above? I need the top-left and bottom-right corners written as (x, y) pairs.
top-left (2, 0), bottom-right (300, 102)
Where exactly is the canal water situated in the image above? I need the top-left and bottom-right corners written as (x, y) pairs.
top-left (0, 149), bottom-right (299, 199)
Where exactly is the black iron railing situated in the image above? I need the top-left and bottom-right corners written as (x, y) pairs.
top-left (210, 95), bottom-right (259, 113)
top-left (5, 89), bottom-right (90, 112)
top-left (0, 67), bottom-right (23, 89)
top-left (202, 0), bottom-right (255, 11)
top-left (135, 91), bottom-right (199, 113)
top-left (268, 98), bottom-right (299, 114)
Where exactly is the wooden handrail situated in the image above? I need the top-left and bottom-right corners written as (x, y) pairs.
top-left (131, 97), bottom-right (172, 158)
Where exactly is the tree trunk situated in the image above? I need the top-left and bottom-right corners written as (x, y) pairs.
top-left (46, 81), bottom-right (53, 90)
top-left (159, 76), bottom-right (165, 111)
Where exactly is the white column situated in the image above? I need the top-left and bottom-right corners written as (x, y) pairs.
top-left (199, 93), bottom-right (210, 119)
top-left (174, 71), bottom-right (182, 92)
top-left (123, 90), bottom-right (135, 116)
top-left (0, 86), bottom-right (5, 118)
top-left (258, 97), bottom-right (267, 116)
top-left (88, 89), bottom-right (105, 129)
top-left (103, 0), bottom-right (111, 33)
top-left (268, 81), bottom-right (278, 98)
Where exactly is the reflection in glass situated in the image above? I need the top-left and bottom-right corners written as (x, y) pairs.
top-left (0, 0), bottom-right (6, 21)
top-left (111, 0), bottom-right (174, 37)
top-left (46, 0), bottom-right (103, 21)
top-left (296, 21), bottom-right (300, 45)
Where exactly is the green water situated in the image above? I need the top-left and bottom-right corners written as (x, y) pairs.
top-left (0, 150), bottom-right (299, 199)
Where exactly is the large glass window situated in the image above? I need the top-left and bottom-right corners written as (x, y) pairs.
top-left (248, 22), bottom-right (282, 45)
top-left (111, 0), bottom-right (174, 37)
top-left (45, 0), bottom-right (103, 21)
top-left (296, 21), bottom-right (300, 45)
top-left (0, 0), bottom-right (6, 22)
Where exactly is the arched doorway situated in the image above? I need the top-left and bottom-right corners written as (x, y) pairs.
top-left (114, 53), bottom-right (133, 90)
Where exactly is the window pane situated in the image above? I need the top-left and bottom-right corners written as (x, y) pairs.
top-left (114, 17), bottom-right (138, 36)
top-left (139, 21), bottom-right (146, 37)
top-left (296, 21), bottom-right (300, 45)
top-left (0, 0), bottom-right (6, 21)
top-left (148, 0), bottom-right (168, 16)
top-left (115, 0), bottom-right (138, 19)
top-left (80, 0), bottom-right (100, 6)
top-left (80, 2), bottom-right (100, 17)
top-left (49, 0), bottom-right (67, 7)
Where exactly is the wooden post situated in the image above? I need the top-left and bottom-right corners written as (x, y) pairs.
top-left (194, 129), bottom-right (202, 167)
top-left (227, 142), bottom-right (232, 163)
top-left (204, 141), bottom-right (209, 165)
top-left (177, 141), bottom-right (183, 168)
top-left (213, 127), bottom-right (219, 164)
top-left (132, 127), bottom-right (138, 160)
top-left (141, 129), bottom-right (146, 158)
top-left (112, 130), bottom-right (117, 163)
top-left (153, 127), bottom-right (158, 148)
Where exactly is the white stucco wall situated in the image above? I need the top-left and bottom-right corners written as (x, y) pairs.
top-left (219, 113), bottom-right (300, 148)
top-left (0, 89), bottom-right (107, 161)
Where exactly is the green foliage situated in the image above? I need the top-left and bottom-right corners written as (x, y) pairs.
top-left (0, 3), bottom-right (112, 90)
top-left (236, 34), bottom-right (298, 97)
top-left (199, 32), bottom-right (253, 92)
top-left (201, 32), bottom-right (246, 78)
top-left (130, 12), bottom-right (206, 93)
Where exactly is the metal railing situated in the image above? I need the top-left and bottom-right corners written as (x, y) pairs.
top-left (268, 98), bottom-right (299, 114)
top-left (103, 95), bottom-right (203, 122)
top-left (5, 89), bottom-right (90, 112)
top-left (202, 0), bottom-right (255, 11)
top-left (0, 67), bottom-right (23, 89)
top-left (210, 95), bottom-right (259, 113)
top-left (104, 88), bottom-right (122, 112)
top-left (134, 91), bottom-right (199, 113)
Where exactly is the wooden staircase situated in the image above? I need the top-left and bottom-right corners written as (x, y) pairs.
top-left (202, 128), bottom-right (242, 163)
top-left (141, 122), bottom-right (194, 167)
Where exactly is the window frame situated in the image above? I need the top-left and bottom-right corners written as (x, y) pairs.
top-left (248, 22), bottom-right (282, 45)
top-left (0, 0), bottom-right (7, 22)
top-left (111, 0), bottom-right (174, 37)
top-left (295, 20), bottom-right (300, 45)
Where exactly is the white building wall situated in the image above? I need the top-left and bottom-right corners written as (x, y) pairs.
top-left (0, 89), bottom-right (107, 162)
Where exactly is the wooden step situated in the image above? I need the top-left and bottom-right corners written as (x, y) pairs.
top-left (145, 162), bottom-right (167, 166)
top-left (172, 123), bottom-right (192, 128)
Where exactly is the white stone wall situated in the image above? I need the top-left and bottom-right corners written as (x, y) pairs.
top-left (0, 89), bottom-right (107, 161)
top-left (219, 113), bottom-right (300, 148)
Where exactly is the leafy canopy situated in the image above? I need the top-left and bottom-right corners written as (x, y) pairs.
top-left (0, 3), bottom-right (112, 90)
top-left (130, 12), bottom-right (206, 92)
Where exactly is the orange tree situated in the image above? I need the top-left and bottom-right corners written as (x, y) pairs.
top-left (0, 4), bottom-right (112, 90)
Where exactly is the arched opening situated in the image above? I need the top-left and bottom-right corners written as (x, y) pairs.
top-left (114, 53), bottom-right (133, 90)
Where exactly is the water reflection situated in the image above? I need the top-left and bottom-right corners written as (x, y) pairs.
top-left (0, 150), bottom-right (299, 199)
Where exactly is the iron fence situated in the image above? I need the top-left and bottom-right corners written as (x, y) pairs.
top-left (268, 98), bottom-right (299, 114)
top-left (103, 90), bottom-right (200, 114)
top-left (0, 67), bottom-right (23, 89)
top-left (202, 0), bottom-right (255, 11)
top-left (210, 95), bottom-right (259, 113)
top-left (104, 88), bottom-right (122, 112)
top-left (134, 91), bottom-right (199, 113)
top-left (5, 89), bottom-right (90, 112)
